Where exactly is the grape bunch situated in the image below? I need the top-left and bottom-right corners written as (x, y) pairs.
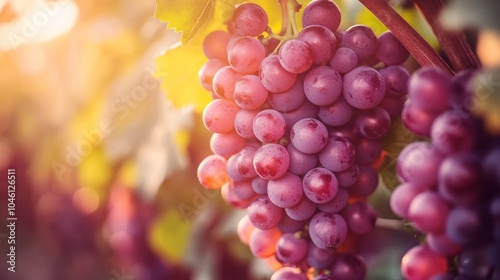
top-left (196, 0), bottom-right (410, 279)
top-left (393, 67), bottom-right (500, 280)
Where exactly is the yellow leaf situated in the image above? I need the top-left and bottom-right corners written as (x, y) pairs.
top-left (149, 209), bottom-right (192, 262)
top-left (155, 0), bottom-right (243, 44)
top-left (156, 44), bottom-right (214, 112)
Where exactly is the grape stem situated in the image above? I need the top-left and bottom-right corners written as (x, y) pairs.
top-left (267, 0), bottom-right (302, 53)
top-left (359, 0), bottom-right (454, 75)
top-left (376, 218), bottom-right (405, 231)
top-left (411, 0), bottom-right (481, 72)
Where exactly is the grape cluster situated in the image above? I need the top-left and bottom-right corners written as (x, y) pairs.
top-left (197, 1), bottom-right (410, 278)
top-left (393, 67), bottom-right (500, 280)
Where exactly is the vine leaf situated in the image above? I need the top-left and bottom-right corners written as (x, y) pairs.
top-left (155, 0), bottom-right (241, 45)
top-left (379, 118), bottom-right (422, 191)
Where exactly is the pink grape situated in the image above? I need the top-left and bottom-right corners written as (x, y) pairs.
top-left (267, 172), bottom-right (304, 208)
top-left (278, 39), bottom-right (313, 73)
top-left (260, 54), bottom-right (297, 93)
top-left (248, 195), bottom-right (283, 230)
top-left (318, 137), bottom-right (356, 172)
top-left (329, 47), bottom-right (358, 74)
top-left (275, 233), bottom-right (308, 264)
top-left (318, 97), bottom-right (354, 127)
top-left (268, 79), bottom-right (306, 113)
top-left (343, 66), bottom-right (386, 109)
top-left (202, 30), bottom-right (232, 61)
top-left (249, 227), bottom-right (281, 258)
top-left (253, 143), bottom-right (290, 180)
top-left (290, 118), bottom-right (329, 154)
top-left (302, 0), bottom-right (342, 33)
top-left (303, 66), bottom-right (342, 106)
top-left (408, 191), bottom-right (450, 234)
top-left (234, 109), bottom-right (259, 139)
top-left (390, 182), bottom-right (423, 218)
top-left (303, 167), bottom-right (339, 204)
top-left (287, 143), bottom-right (319, 176)
top-left (227, 36), bottom-right (266, 74)
top-left (401, 245), bottom-right (448, 280)
top-left (298, 25), bottom-right (337, 64)
top-left (253, 109), bottom-right (286, 143)
top-left (308, 212), bottom-right (347, 249)
top-left (318, 188), bottom-right (349, 213)
top-left (285, 196), bottom-right (317, 221)
top-left (232, 3), bottom-right (268, 37)
top-left (342, 25), bottom-right (378, 60)
top-left (197, 154), bottom-right (230, 190)
top-left (408, 67), bottom-right (452, 113)
top-left (210, 131), bottom-right (246, 158)
top-left (199, 58), bottom-right (227, 91)
top-left (202, 99), bottom-right (240, 133)
top-left (233, 75), bottom-right (268, 110)
top-left (212, 66), bottom-right (244, 100)
top-left (375, 31), bottom-right (409, 65)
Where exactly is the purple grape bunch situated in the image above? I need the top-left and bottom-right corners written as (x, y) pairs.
top-left (197, 0), bottom-right (412, 279)
top-left (395, 67), bottom-right (500, 280)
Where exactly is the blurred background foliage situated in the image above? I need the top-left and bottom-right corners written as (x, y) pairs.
top-left (0, 0), bottom-right (442, 279)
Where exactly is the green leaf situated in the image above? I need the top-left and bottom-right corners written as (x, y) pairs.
top-left (379, 118), bottom-right (423, 191)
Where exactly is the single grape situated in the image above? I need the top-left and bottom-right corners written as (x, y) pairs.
top-left (396, 141), bottom-right (444, 188)
top-left (355, 137), bottom-right (382, 165)
top-left (342, 25), bottom-right (378, 60)
top-left (379, 65), bottom-right (410, 98)
top-left (227, 36), bottom-right (266, 74)
top-left (318, 137), bottom-right (356, 172)
top-left (253, 143), bottom-right (290, 180)
top-left (197, 154), bottom-right (230, 189)
top-left (329, 47), bottom-right (358, 74)
top-left (229, 179), bottom-right (257, 201)
top-left (233, 75), bottom-right (268, 110)
top-left (408, 67), bottom-right (452, 113)
top-left (330, 253), bottom-right (367, 280)
top-left (287, 143), bottom-right (319, 176)
top-left (202, 30), bottom-right (232, 61)
top-left (298, 25), bottom-right (337, 64)
top-left (402, 100), bottom-right (440, 137)
top-left (260, 54), bottom-right (297, 93)
top-left (309, 212), bottom-right (348, 249)
top-left (203, 99), bottom-right (240, 133)
top-left (446, 206), bottom-right (485, 246)
top-left (275, 233), bottom-right (308, 264)
top-left (247, 195), bottom-right (283, 230)
top-left (318, 97), bottom-right (354, 127)
top-left (342, 201), bottom-right (377, 235)
top-left (343, 66), bottom-right (386, 109)
top-left (301, 0), bottom-right (342, 33)
top-left (234, 109), bottom-right (259, 139)
top-left (431, 111), bottom-right (477, 155)
top-left (285, 196), bottom-right (317, 221)
top-left (278, 39), bottom-right (313, 74)
top-left (408, 191), bottom-right (450, 234)
top-left (335, 164), bottom-right (359, 188)
top-left (232, 3), bottom-right (268, 37)
top-left (212, 66), bottom-right (244, 100)
top-left (253, 109), bottom-right (286, 143)
top-left (355, 107), bottom-right (391, 140)
top-left (438, 152), bottom-right (482, 205)
top-left (210, 131), bottom-right (246, 158)
top-left (303, 66), bottom-right (342, 106)
top-left (401, 245), bottom-right (448, 280)
top-left (375, 31), bottom-right (410, 65)
top-left (347, 165), bottom-right (378, 197)
top-left (249, 227), bottom-right (282, 258)
top-left (268, 79), bottom-right (306, 113)
top-left (290, 118), bottom-right (329, 154)
top-left (268, 172), bottom-right (304, 208)
top-left (303, 167), bottom-right (339, 204)
top-left (459, 247), bottom-right (493, 279)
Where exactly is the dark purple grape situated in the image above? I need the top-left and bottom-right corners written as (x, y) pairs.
top-left (438, 152), bottom-right (483, 205)
top-left (342, 201), bottom-right (377, 235)
top-left (459, 247), bottom-right (493, 279)
top-left (375, 31), bottom-right (409, 65)
top-left (431, 111), bottom-right (477, 155)
top-left (348, 165), bottom-right (378, 197)
top-left (355, 107), bottom-right (391, 139)
top-left (330, 253), bottom-right (367, 280)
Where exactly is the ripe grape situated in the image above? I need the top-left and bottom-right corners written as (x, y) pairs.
top-left (290, 118), bottom-right (328, 154)
top-left (278, 39), bottom-right (313, 74)
top-left (303, 66), bottom-right (342, 106)
top-left (309, 212), bottom-right (348, 249)
top-left (298, 25), bottom-right (337, 64)
top-left (375, 31), bottom-right (410, 65)
top-left (301, 0), bottom-right (341, 33)
top-left (318, 137), bottom-right (356, 172)
top-left (253, 143), bottom-right (290, 180)
top-left (233, 75), bottom-right (268, 110)
top-left (329, 47), bottom-right (358, 74)
top-left (342, 25), bottom-right (378, 60)
top-left (343, 66), bottom-right (386, 109)
top-left (231, 3), bottom-right (268, 37)
top-left (267, 172), bottom-right (303, 208)
top-left (260, 54), bottom-right (297, 93)
top-left (275, 233), bottom-right (308, 264)
top-left (227, 36), bottom-right (266, 74)
top-left (253, 109), bottom-right (286, 143)
top-left (303, 167), bottom-right (339, 204)
top-left (247, 195), bottom-right (283, 230)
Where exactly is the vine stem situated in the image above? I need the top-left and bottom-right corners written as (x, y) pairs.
top-left (359, 0), bottom-right (454, 75)
top-left (411, 0), bottom-right (481, 72)
top-left (376, 218), bottom-right (405, 231)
